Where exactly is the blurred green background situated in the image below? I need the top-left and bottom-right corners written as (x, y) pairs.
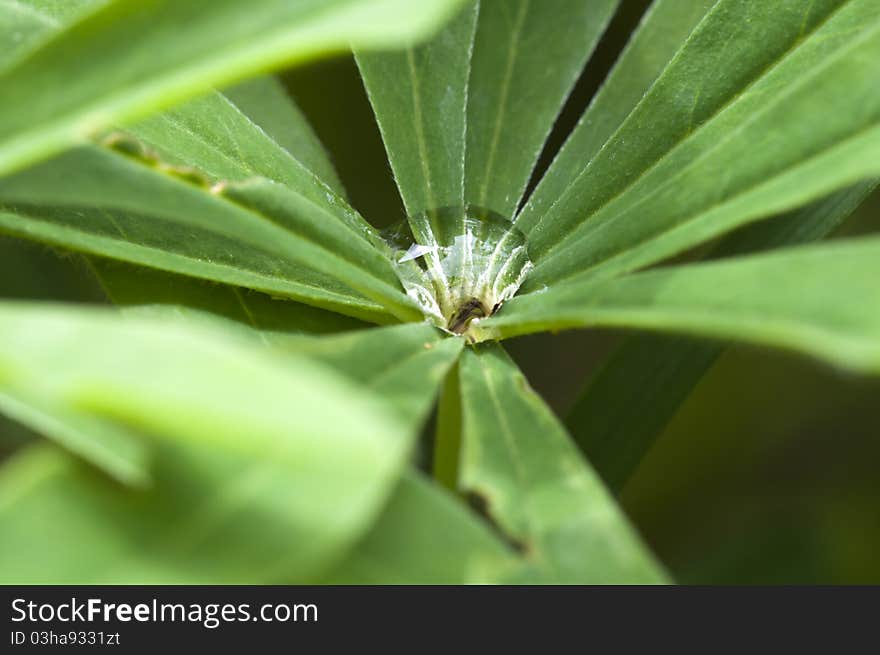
top-left (2, 0), bottom-right (878, 583)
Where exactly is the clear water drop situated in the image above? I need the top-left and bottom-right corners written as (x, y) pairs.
top-left (383, 206), bottom-right (532, 338)
top-left (398, 243), bottom-right (439, 263)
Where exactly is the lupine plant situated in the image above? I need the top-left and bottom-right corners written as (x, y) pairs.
top-left (0, 0), bottom-right (878, 584)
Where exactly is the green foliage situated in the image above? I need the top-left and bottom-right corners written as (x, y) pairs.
top-left (0, 0), bottom-right (878, 584)
top-left (0, 0), bottom-right (468, 175)
top-left (0, 305), bottom-right (413, 582)
top-left (518, 0), bottom-right (880, 289)
top-left (565, 180), bottom-right (877, 492)
top-left (459, 345), bottom-right (666, 583)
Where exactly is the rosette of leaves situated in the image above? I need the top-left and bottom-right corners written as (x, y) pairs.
top-left (0, 0), bottom-right (878, 584)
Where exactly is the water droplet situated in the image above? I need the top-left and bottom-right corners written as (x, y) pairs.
top-left (398, 243), bottom-right (438, 263)
top-left (383, 206), bottom-right (532, 337)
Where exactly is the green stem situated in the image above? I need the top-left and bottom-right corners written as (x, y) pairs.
top-left (432, 360), bottom-right (462, 490)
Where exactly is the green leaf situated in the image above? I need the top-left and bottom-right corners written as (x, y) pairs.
top-left (0, 303), bottom-right (413, 583)
top-left (358, 0), bottom-right (618, 225)
top-left (100, 74), bottom-right (370, 333)
top-left (89, 79), bottom-right (376, 332)
top-left (321, 471), bottom-right (516, 584)
top-left (270, 323), bottom-right (463, 431)
top-left (565, 180), bottom-right (877, 493)
top-left (222, 76), bottom-right (345, 194)
top-left (464, 0), bottom-right (618, 219)
top-left (0, 0), bottom-right (469, 176)
top-left (517, 0), bottom-right (880, 290)
top-left (0, 233), bottom-right (104, 301)
top-left (432, 361), bottom-right (463, 490)
top-left (486, 236), bottom-right (880, 375)
top-left (3, 1), bottom-right (357, 330)
top-left (92, 261), bottom-right (367, 336)
top-left (0, 388), bottom-right (149, 487)
top-left (0, 0), bottom-right (105, 69)
top-left (282, 326), bottom-right (470, 590)
top-left (0, 313), bottom-right (445, 494)
top-left (458, 344), bottom-right (666, 583)
top-left (126, 86), bottom-right (370, 239)
top-left (226, 178), bottom-right (419, 320)
top-left (518, 0), bottom-right (716, 228)
top-left (356, 0), bottom-right (619, 320)
top-left (356, 1), bottom-right (478, 244)
top-left (0, 146), bottom-right (417, 323)
top-left (566, 335), bottom-right (719, 494)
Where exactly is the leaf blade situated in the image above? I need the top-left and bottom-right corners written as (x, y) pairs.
top-left (222, 76), bottom-right (345, 195)
top-left (356, 2), bottom-right (478, 234)
top-left (0, 0), bottom-right (469, 175)
top-left (0, 303), bottom-right (415, 583)
top-left (0, 388), bottom-right (149, 487)
top-left (464, 0), bottom-right (619, 219)
top-left (517, 0), bottom-right (716, 228)
top-left (270, 323), bottom-right (464, 432)
top-left (92, 262), bottom-right (368, 337)
top-left (0, 0), bottom-right (106, 69)
top-left (0, 146), bottom-right (418, 322)
top-left (321, 471), bottom-right (516, 584)
top-left (92, 78), bottom-right (371, 331)
top-left (564, 179), bottom-right (878, 493)
top-left (127, 88), bottom-right (373, 240)
top-left (519, 0), bottom-right (880, 290)
top-left (458, 344), bottom-right (667, 584)
top-left (486, 236), bottom-right (880, 375)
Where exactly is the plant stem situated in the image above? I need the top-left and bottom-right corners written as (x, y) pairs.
top-left (432, 360), bottom-right (462, 490)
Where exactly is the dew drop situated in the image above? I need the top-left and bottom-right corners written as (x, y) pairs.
top-left (383, 206), bottom-right (532, 338)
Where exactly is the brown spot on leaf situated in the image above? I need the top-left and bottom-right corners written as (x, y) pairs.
top-left (465, 489), bottom-right (532, 556)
